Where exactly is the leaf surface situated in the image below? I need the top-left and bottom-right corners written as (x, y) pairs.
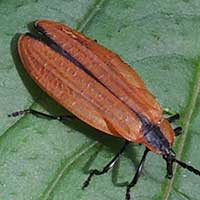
top-left (0, 0), bottom-right (200, 199)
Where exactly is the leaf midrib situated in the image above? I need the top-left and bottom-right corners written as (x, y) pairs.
top-left (162, 62), bottom-right (200, 200)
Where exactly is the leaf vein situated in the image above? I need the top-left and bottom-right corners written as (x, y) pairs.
top-left (162, 60), bottom-right (200, 199)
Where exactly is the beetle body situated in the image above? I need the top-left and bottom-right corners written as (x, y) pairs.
top-left (18, 20), bottom-right (175, 155)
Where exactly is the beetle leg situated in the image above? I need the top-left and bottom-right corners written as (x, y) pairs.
top-left (174, 127), bottom-right (182, 136)
top-left (174, 159), bottom-right (200, 176)
top-left (167, 114), bottom-right (182, 136)
top-left (165, 157), bottom-right (174, 179)
top-left (167, 114), bottom-right (180, 123)
top-left (82, 141), bottom-right (129, 189)
top-left (125, 148), bottom-right (149, 200)
top-left (8, 109), bottom-right (74, 122)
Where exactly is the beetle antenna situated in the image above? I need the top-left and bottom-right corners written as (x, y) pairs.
top-left (174, 159), bottom-right (200, 176)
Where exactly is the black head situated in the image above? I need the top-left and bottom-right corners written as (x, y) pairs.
top-left (142, 120), bottom-right (200, 178)
top-left (143, 123), bottom-right (172, 155)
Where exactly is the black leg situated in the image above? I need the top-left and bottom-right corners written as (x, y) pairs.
top-left (82, 141), bottom-right (129, 189)
top-left (167, 114), bottom-right (182, 137)
top-left (126, 148), bottom-right (149, 200)
top-left (174, 159), bottom-right (200, 176)
top-left (8, 109), bottom-right (74, 122)
top-left (162, 150), bottom-right (176, 179)
top-left (174, 127), bottom-right (182, 136)
top-left (166, 157), bottom-right (174, 179)
top-left (167, 114), bottom-right (180, 123)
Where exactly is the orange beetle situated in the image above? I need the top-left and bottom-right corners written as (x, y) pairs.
top-left (10, 20), bottom-right (200, 200)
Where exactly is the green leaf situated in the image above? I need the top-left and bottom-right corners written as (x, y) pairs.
top-left (0, 0), bottom-right (200, 200)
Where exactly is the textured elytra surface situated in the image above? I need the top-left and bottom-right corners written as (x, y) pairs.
top-left (0, 0), bottom-right (200, 200)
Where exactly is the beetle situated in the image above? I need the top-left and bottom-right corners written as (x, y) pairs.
top-left (9, 20), bottom-right (200, 200)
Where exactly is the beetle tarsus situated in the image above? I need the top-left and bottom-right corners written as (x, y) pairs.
top-left (82, 141), bottom-right (129, 189)
top-left (82, 169), bottom-right (104, 189)
top-left (82, 170), bottom-right (98, 189)
top-left (8, 109), bottom-right (30, 117)
top-left (8, 109), bottom-right (74, 121)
